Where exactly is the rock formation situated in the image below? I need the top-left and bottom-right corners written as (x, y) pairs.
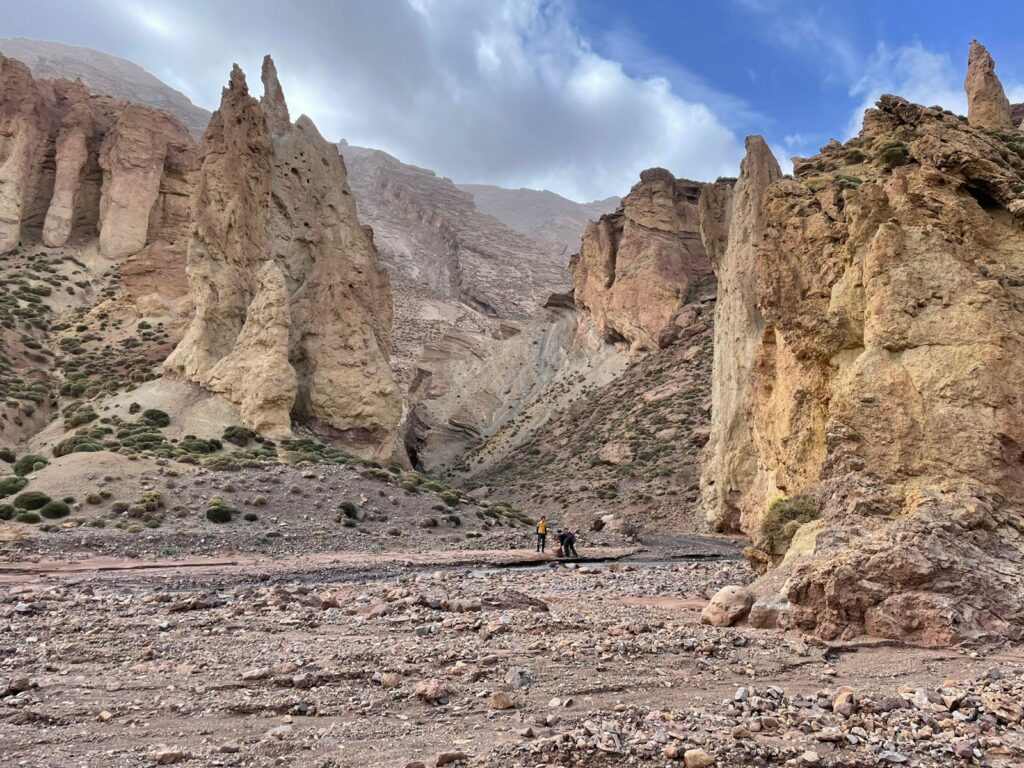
top-left (702, 44), bottom-right (1024, 644)
top-left (572, 168), bottom-right (712, 351)
top-left (0, 52), bottom-right (194, 257)
top-left (965, 40), bottom-right (1015, 131)
top-left (699, 140), bottom-right (780, 533)
top-left (165, 57), bottom-right (400, 460)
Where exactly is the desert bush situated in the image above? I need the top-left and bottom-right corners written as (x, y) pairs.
top-left (13, 491), bottom-right (51, 510)
top-left (39, 500), bottom-right (71, 519)
top-left (440, 491), bottom-right (460, 507)
top-left (0, 475), bottom-right (28, 498)
top-left (13, 453), bottom-right (48, 476)
top-left (0, 447), bottom-right (14, 464)
top-left (223, 425), bottom-right (257, 446)
top-left (206, 496), bottom-right (235, 523)
top-left (141, 409), bottom-right (170, 428)
top-left (760, 495), bottom-right (819, 554)
top-left (0, 503), bottom-right (15, 520)
top-left (337, 500), bottom-right (359, 519)
top-left (341, 517), bottom-right (357, 528)
top-left (243, 512), bottom-right (258, 522)
top-left (15, 511), bottom-right (41, 524)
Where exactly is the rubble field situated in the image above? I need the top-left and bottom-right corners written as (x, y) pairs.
top-left (2, 541), bottom-right (1023, 768)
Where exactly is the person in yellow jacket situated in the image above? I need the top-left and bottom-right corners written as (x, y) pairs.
top-left (535, 516), bottom-right (548, 553)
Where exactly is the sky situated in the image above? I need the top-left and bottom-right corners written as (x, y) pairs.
top-left (4, 0), bottom-right (1024, 201)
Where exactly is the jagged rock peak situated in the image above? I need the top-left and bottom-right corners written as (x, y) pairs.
top-left (965, 39), bottom-right (1015, 131)
top-left (0, 51), bottom-right (194, 257)
top-left (260, 54), bottom-right (290, 135)
top-left (699, 135), bottom-right (780, 534)
top-left (571, 167), bottom-right (712, 351)
top-left (165, 57), bottom-right (401, 461)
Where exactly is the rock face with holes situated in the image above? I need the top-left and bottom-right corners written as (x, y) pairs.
top-left (165, 56), bottom-right (400, 460)
top-left (704, 46), bottom-right (1024, 645)
top-left (0, 52), bottom-right (194, 257)
top-left (572, 168), bottom-right (712, 351)
top-left (965, 39), bottom-right (1015, 131)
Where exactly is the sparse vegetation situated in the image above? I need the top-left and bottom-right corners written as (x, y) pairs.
top-left (760, 494), bottom-right (820, 554)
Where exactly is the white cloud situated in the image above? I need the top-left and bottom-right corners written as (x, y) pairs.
top-left (52, 0), bottom-right (743, 201)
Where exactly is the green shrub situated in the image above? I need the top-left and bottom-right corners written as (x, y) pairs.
top-left (760, 495), bottom-right (820, 554)
top-left (253, 495), bottom-right (268, 506)
top-left (874, 141), bottom-right (911, 168)
top-left (440, 491), bottom-right (460, 507)
top-left (419, 517), bottom-right (438, 528)
top-left (341, 517), bottom-right (357, 528)
top-left (13, 454), bottom-right (48, 476)
top-left (0, 475), bottom-right (28, 498)
top-left (110, 501), bottom-right (130, 514)
top-left (337, 500), bottom-right (359, 519)
top-left (15, 511), bottom-right (41, 524)
top-left (206, 505), bottom-right (233, 523)
top-left (223, 425), bottom-right (257, 447)
top-left (243, 511), bottom-right (258, 522)
top-left (0, 503), bottom-right (15, 520)
top-left (13, 491), bottom-right (51, 510)
top-left (0, 447), bottom-right (14, 464)
top-left (39, 500), bottom-right (71, 519)
top-left (141, 409), bottom-right (170, 428)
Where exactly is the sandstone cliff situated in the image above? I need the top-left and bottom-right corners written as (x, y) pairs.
top-left (700, 140), bottom-right (780, 533)
top-left (165, 58), bottom-right (400, 460)
top-left (0, 53), bottom-right (194, 258)
top-left (703, 42), bottom-right (1024, 644)
top-left (572, 168), bottom-right (713, 351)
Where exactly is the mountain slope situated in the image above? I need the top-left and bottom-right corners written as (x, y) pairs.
top-left (458, 183), bottom-right (618, 256)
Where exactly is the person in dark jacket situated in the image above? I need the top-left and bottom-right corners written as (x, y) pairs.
top-left (562, 529), bottom-right (579, 558)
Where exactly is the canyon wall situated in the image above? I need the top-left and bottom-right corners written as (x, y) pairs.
top-left (702, 43), bottom-right (1024, 644)
top-left (0, 53), bottom-right (194, 258)
top-left (165, 57), bottom-right (400, 460)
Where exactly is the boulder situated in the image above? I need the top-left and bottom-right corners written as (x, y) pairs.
top-left (700, 585), bottom-right (753, 627)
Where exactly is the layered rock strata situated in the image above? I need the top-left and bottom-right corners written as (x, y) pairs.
top-left (702, 42), bottom-right (1024, 643)
top-left (165, 57), bottom-right (400, 460)
top-left (572, 168), bottom-right (712, 351)
top-left (0, 53), bottom-right (194, 257)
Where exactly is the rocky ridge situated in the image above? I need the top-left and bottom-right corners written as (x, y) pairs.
top-left (701, 42), bottom-right (1024, 644)
top-left (165, 58), bottom-right (400, 460)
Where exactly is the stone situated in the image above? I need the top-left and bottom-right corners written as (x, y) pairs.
top-left (683, 748), bottom-right (714, 767)
top-left (149, 747), bottom-right (189, 765)
top-left (700, 585), bottom-right (753, 626)
top-left (747, 594), bottom-right (790, 629)
top-left (414, 678), bottom-right (448, 704)
top-left (573, 168), bottom-right (712, 351)
top-left (163, 56), bottom-right (400, 460)
top-left (504, 667), bottom-right (531, 689)
top-left (435, 753), bottom-right (467, 766)
top-left (488, 691), bottom-right (516, 710)
top-left (965, 40), bottom-right (1014, 130)
top-left (597, 441), bottom-right (634, 466)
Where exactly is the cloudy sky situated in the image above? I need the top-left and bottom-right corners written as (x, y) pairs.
top-left (5, 0), bottom-right (1024, 201)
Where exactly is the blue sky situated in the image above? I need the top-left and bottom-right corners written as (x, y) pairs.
top-left (4, 1), bottom-right (1024, 200)
top-left (578, 0), bottom-right (1024, 160)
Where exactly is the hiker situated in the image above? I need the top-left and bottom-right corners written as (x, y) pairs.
top-left (562, 528), bottom-right (579, 558)
top-left (535, 515), bottom-right (548, 552)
